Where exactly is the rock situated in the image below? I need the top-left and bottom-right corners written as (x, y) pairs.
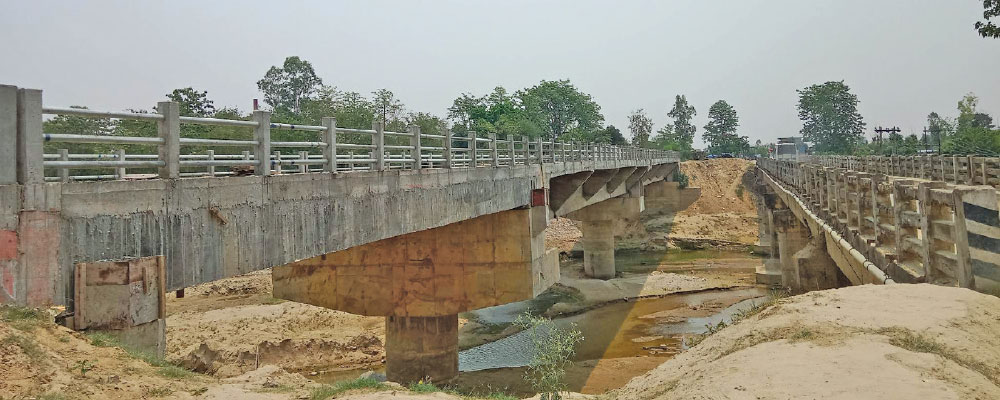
top-left (359, 370), bottom-right (387, 382)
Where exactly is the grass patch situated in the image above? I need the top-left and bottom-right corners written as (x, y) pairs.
top-left (37, 393), bottom-right (70, 400)
top-left (309, 378), bottom-right (387, 400)
top-left (0, 305), bottom-right (49, 331)
top-left (409, 381), bottom-right (440, 393)
top-left (2, 334), bottom-right (45, 361)
top-left (878, 327), bottom-right (999, 385)
top-left (261, 297), bottom-right (286, 305)
top-left (85, 332), bottom-right (194, 379)
top-left (790, 328), bottom-right (813, 341)
top-left (255, 383), bottom-right (296, 393)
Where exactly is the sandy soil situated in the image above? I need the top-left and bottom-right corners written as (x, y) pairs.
top-left (664, 158), bottom-right (759, 245)
top-left (166, 271), bottom-right (386, 378)
top-left (0, 309), bottom-right (320, 399)
top-left (611, 284), bottom-right (1000, 399)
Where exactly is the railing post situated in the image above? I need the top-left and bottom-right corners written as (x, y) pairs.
top-left (508, 134), bottom-right (515, 168)
top-left (536, 137), bottom-right (544, 164)
top-left (252, 110), bottom-right (271, 176)
top-left (273, 151), bottom-right (282, 174)
top-left (489, 131), bottom-right (499, 167)
top-left (323, 117), bottom-right (337, 173)
top-left (298, 151), bottom-right (308, 173)
top-left (17, 88), bottom-right (44, 184)
top-left (156, 101), bottom-right (180, 179)
top-left (469, 130), bottom-right (477, 168)
top-left (0, 85), bottom-right (16, 184)
top-left (373, 121), bottom-right (385, 171)
top-left (521, 136), bottom-right (529, 165)
top-left (206, 150), bottom-right (215, 177)
top-left (410, 125), bottom-right (422, 170)
top-left (444, 127), bottom-right (453, 169)
top-left (58, 148), bottom-right (69, 183)
top-left (115, 149), bottom-right (126, 179)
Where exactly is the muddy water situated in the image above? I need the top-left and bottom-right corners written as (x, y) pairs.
top-left (458, 287), bottom-right (767, 371)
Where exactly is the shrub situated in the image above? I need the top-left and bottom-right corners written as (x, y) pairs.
top-left (514, 313), bottom-right (583, 400)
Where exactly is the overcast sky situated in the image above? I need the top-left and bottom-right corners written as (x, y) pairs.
top-left (2, 1), bottom-right (998, 146)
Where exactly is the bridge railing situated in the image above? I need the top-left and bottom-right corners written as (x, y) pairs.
top-left (0, 85), bottom-right (675, 184)
top-left (759, 158), bottom-right (999, 290)
top-left (808, 155), bottom-right (1000, 188)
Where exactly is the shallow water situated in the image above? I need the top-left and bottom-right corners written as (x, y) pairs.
top-left (458, 287), bottom-right (767, 371)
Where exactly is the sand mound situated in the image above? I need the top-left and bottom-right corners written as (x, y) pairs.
top-left (612, 284), bottom-right (1000, 399)
top-left (666, 158), bottom-right (759, 245)
top-left (167, 300), bottom-right (385, 377)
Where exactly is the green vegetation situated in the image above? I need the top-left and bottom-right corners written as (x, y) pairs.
top-left (514, 313), bottom-right (584, 400)
top-left (672, 170), bottom-right (689, 189)
top-left (0, 305), bottom-right (49, 331)
top-left (976, 0), bottom-right (1000, 38)
top-left (879, 327), bottom-right (999, 385)
top-left (703, 100), bottom-right (749, 154)
top-left (651, 95), bottom-right (698, 157)
top-left (74, 359), bottom-right (96, 376)
top-left (796, 81), bottom-right (866, 154)
top-left (309, 377), bottom-right (388, 400)
top-left (85, 332), bottom-right (194, 379)
top-left (408, 381), bottom-right (440, 393)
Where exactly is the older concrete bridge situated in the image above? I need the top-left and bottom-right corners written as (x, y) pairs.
top-left (751, 155), bottom-right (1000, 296)
top-left (0, 84), bottom-right (700, 382)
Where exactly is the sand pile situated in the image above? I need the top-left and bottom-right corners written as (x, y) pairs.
top-left (612, 284), bottom-right (1000, 399)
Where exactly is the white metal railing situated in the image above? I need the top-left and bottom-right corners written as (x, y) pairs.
top-left (0, 85), bottom-right (676, 183)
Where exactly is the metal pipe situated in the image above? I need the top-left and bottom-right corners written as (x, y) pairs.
top-left (43, 107), bottom-right (165, 121)
top-left (178, 138), bottom-right (258, 146)
top-left (268, 122), bottom-right (325, 131)
top-left (179, 116), bottom-right (258, 128)
top-left (44, 160), bottom-right (165, 168)
top-left (179, 160), bottom-right (259, 167)
top-left (44, 133), bottom-right (164, 145)
top-left (271, 141), bottom-right (326, 148)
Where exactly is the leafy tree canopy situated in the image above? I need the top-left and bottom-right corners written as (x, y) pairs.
top-left (256, 56), bottom-right (323, 114)
top-left (976, 0), bottom-right (1000, 38)
top-left (703, 100), bottom-right (747, 154)
top-left (796, 81), bottom-right (866, 154)
top-left (628, 109), bottom-right (653, 147)
top-left (517, 79), bottom-right (604, 141)
top-left (166, 87), bottom-right (215, 117)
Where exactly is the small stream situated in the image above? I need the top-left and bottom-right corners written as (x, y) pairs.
top-left (458, 287), bottom-right (767, 371)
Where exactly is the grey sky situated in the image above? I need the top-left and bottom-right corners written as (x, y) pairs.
top-left (2, 0), bottom-right (998, 147)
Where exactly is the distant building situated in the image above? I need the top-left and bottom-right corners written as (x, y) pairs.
top-left (774, 137), bottom-right (808, 161)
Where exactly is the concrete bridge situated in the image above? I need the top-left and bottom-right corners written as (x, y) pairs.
top-left (750, 155), bottom-right (1000, 296)
top-left (0, 84), bottom-right (700, 382)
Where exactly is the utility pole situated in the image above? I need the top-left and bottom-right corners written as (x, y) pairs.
top-left (874, 126), bottom-right (901, 155)
top-left (923, 126), bottom-right (943, 154)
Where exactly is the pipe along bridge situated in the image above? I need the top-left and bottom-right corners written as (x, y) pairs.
top-left (750, 156), bottom-right (1000, 295)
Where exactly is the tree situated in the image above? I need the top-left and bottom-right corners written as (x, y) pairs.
top-left (628, 109), bottom-right (654, 147)
top-left (166, 87), bottom-right (215, 117)
top-left (604, 125), bottom-right (627, 145)
top-left (951, 93), bottom-right (999, 155)
top-left (372, 89), bottom-right (405, 130)
top-left (796, 81), bottom-right (866, 154)
top-left (333, 91), bottom-right (375, 130)
top-left (256, 56), bottom-right (323, 114)
top-left (703, 100), bottom-right (744, 154)
top-left (406, 112), bottom-right (446, 136)
top-left (517, 80), bottom-right (604, 141)
top-left (666, 95), bottom-right (697, 150)
top-left (976, 0), bottom-right (1000, 38)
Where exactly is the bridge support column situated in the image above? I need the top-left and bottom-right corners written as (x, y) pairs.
top-left (386, 314), bottom-right (458, 384)
top-left (580, 219), bottom-right (615, 279)
top-left (567, 196), bottom-right (643, 279)
top-left (273, 205), bottom-right (556, 384)
top-left (773, 209), bottom-right (839, 293)
top-left (756, 207), bottom-right (782, 286)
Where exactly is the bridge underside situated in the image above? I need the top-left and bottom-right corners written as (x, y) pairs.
top-left (269, 163), bottom-right (699, 383)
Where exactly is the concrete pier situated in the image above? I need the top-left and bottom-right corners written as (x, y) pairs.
top-left (385, 314), bottom-right (458, 384)
top-left (580, 219), bottom-right (616, 279)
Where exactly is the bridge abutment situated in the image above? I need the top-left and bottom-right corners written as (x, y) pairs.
top-left (567, 196), bottom-right (643, 279)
